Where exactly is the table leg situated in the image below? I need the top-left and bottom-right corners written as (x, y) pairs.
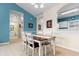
top-left (39, 42), bottom-right (43, 56)
top-left (53, 39), bottom-right (56, 56)
top-left (45, 45), bottom-right (47, 56)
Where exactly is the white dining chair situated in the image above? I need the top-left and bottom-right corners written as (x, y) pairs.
top-left (21, 32), bottom-right (27, 54)
top-left (27, 33), bottom-right (39, 56)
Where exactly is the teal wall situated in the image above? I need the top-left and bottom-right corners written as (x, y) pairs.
top-left (0, 3), bottom-right (36, 43)
top-left (58, 15), bottom-right (79, 22)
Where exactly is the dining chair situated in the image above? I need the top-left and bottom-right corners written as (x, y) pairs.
top-left (27, 33), bottom-right (39, 56)
top-left (21, 32), bottom-right (27, 54)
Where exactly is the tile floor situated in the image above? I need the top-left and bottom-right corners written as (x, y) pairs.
top-left (0, 41), bottom-right (79, 56)
top-left (0, 41), bottom-right (26, 56)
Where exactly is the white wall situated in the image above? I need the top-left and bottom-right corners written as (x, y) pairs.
top-left (37, 4), bottom-right (66, 35)
top-left (37, 3), bottom-right (79, 52)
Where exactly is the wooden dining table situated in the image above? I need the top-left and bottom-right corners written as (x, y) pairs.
top-left (33, 34), bottom-right (56, 56)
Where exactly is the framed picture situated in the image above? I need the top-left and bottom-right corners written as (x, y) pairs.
top-left (46, 20), bottom-right (52, 28)
top-left (59, 21), bottom-right (68, 29)
top-left (69, 20), bottom-right (79, 30)
top-left (19, 24), bottom-right (21, 28)
top-left (38, 24), bottom-right (41, 30)
top-left (28, 23), bottom-right (33, 28)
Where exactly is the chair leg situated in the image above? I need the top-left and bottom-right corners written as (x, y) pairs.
top-left (36, 48), bottom-right (38, 55)
top-left (26, 44), bottom-right (27, 55)
top-left (32, 49), bottom-right (34, 56)
top-left (24, 44), bottom-right (25, 51)
top-left (24, 44), bottom-right (27, 54)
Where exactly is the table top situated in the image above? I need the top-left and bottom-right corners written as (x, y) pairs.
top-left (33, 34), bottom-right (56, 41)
top-left (33, 35), bottom-right (51, 38)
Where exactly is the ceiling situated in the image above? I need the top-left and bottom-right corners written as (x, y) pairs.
top-left (58, 3), bottom-right (79, 19)
top-left (16, 3), bottom-right (61, 17)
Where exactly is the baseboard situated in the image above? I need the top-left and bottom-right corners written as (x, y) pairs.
top-left (56, 44), bottom-right (79, 53)
top-left (0, 42), bottom-right (10, 45)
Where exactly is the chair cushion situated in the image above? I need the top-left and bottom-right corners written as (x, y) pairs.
top-left (29, 42), bottom-right (39, 48)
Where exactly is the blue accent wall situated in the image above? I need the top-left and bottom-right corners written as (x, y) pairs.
top-left (0, 3), bottom-right (36, 43)
top-left (58, 15), bottom-right (79, 22)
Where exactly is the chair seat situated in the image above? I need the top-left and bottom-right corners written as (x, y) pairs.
top-left (24, 40), bottom-right (50, 46)
top-left (29, 42), bottom-right (39, 48)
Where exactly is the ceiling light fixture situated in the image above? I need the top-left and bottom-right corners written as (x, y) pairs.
top-left (40, 4), bottom-right (44, 8)
top-left (61, 8), bottom-right (79, 15)
top-left (31, 3), bottom-right (35, 5)
top-left (31, 3), bottom-right (44, 8)
top-left (34, 4), bottom-right (39, 8)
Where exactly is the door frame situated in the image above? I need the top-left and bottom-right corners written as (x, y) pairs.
top-left (9, 10), bottom-right (24, 42)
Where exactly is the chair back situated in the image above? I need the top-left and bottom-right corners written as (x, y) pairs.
top-left (26, 32), bottom-right (33, 44)
top-left (21, 32), bottom-right (26, 41)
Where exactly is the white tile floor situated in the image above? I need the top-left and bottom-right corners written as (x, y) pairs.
top-left (0, 42), bottom-right (26, 56)
top-left (0, 41), bottom-right (51, 56)
top-left (2, 41), bottom-right (78, 56)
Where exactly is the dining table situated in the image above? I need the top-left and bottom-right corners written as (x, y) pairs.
top-left (33, 34), bottom-right (56, 56)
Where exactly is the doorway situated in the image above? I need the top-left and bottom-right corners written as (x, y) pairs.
top-left (10, 10), bottom-right (24, 43)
